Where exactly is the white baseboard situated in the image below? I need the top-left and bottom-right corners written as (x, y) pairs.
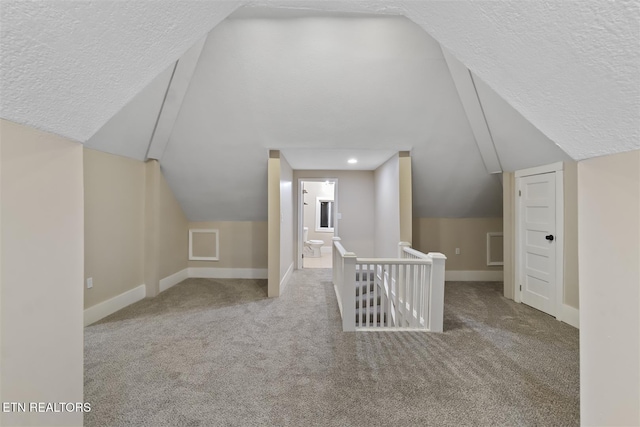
top-left (159, 268), bottom-right (189, 293)
top-left (561, 304), bottom-right (579, 329)
top-left (321, 246), bottom-right (332, 254)
top-left (84, 284), bottom-right (146, 326)
top-left (188, 267), bottom-right (268, 279)
top-left (445, 270), bottom-right (504, 282)
top-left (280, 262), bottom-right (294, 294)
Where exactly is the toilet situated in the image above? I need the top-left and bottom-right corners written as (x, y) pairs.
top-left (303, 227), bottom-right (324, 258)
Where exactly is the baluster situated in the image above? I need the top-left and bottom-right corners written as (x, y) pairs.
top-left (342, 253), bottom-right (357, 332)
top-left (395, 264), bottom-right (402, 328)
top-left (381, 264), bottom-right (387, 327)
top-left (387, 264), bottom-right (392, 327)
top-left (421, 264), bottom-right (425, 326)
top-left (423, 264), bottom-right (429, 326)
top-left (383, 264), bottom-right (388, 327)
top-left (408, 264), bottom-right (413, 327)
top-left (411, 264), bottom-right (419, 328)
top-left (357, 264), bottom-right (360, 327)
top-left (374, 264), bottom-right (380, 328)
top-left (403, 264), bottom-right (409, 327)
top-left (423, 264), bottom-right (432, 329)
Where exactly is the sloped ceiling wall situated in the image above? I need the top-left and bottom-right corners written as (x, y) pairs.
top-left (472, 74), bottom-right (573, 172)
top-left (0, 0), bottom-right (241, 142)
top-left (162, 14), bottom-right (501, 220)
top-left (85, 63), bottom-right (175, 160)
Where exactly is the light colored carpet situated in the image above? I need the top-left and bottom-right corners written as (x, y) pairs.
top-left (84, 269), bottom-right (579, 426)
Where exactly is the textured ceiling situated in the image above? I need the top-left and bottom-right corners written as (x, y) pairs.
top-left (0, 0), bottom-right (241, 142)
top-left (1, 1), bottom-right (637, 222)
top-left (1, 1), bottom-right (637, 158)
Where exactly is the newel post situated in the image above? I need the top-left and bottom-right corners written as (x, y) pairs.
top-left (332, 237), bottom-right (341, 287)
top-left (342, 253), bottom-right (357, 332)
top-left (427, 252), bottom-right (447, 333)
top-left (398, 241), bottom-right (411, 258)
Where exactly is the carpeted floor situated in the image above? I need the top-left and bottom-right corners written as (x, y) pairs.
top-left (84, 269), bottom-right (579, 426)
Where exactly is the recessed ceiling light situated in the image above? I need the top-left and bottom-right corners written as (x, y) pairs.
top-left (348, 158), bottom-right (358, 164)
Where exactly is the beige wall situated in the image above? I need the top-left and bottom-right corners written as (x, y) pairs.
top-left (158, 170), bottom-right (188, 279)
top-left (578, 150), bottom-right (639, 426)
top-left (399, 152), bottom-right (412, 243)
top-left (188, 221), bottom-right (268, 269)
top-left (1, 120), bottom-right (84, 426)
top-left (294, 170), bottom-right (375, 258)
top-left (267, 154), bottom-right (280, 296)
top-left (413, 217), bottom-right (504, 271)
top-left (85, 152), bottom-right (188, 305)
top-left (502, 172), bottom-right (516, 299)
top-left (84, 148), bottom-right (145, 308)
top-left (374, 154), bottom-right (400, 258)
top-left (502, 163), bottom-right (579, 308)
top-left (144, 160), bottom-right (161, 296)
top-left (280, 155), bottom-right (294, 285)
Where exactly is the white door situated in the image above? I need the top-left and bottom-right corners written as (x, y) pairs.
top-left (518, 172), bottom-right (557, 316)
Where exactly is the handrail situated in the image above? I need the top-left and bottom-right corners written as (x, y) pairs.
top-left (356, 257), bottom-right (432, 265)
top-left (401, 246), bottom-right (429, 259)
top-left (334, 240), bottom-right (348, 257)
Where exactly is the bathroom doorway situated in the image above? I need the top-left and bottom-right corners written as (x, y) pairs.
top-left (299, 179), bottom-right (337, 269)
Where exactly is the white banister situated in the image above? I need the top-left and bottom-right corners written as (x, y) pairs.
top-left (398, 241), bottom-right (411, 257)
top-left (332, 241), bottom-right (445, 332)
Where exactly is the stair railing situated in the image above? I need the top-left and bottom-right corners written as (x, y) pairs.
top-left (332, 238), bottom-right (446, 332)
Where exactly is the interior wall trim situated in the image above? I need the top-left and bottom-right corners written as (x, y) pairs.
top-left (159, 268), bottom-right (189, 293)
top-left (188, 267), bottom-right (268, 279)
top-left (562, 304), bottom-right (579, 329)
top-left (279, 262), bottom-right (294, 296)
top-left (445, 270), bottom-right (504, 282)
top-left (83, 284), bottom-right (146, 326)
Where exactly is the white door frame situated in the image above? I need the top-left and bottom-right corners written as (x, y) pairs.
top-left (514, 162), bottom-right (564, 321)
top-left (297, 178), bottom-right (338, 270)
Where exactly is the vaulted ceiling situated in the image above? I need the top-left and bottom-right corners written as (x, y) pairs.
top-left (1, 1), bottom-right (638, 220)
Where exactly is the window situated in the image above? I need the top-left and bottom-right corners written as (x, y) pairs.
top-left (316, 198), bottom-right (334, 232)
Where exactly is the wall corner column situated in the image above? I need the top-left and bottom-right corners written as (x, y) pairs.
top-left (502, 171), bottom-right (515, 300)
top-left (399, 151), bottom-right (413, 243)
top-left (267, 151), bottom-right (281, 297)
top-left (144, 160), bottom-right (161, 297)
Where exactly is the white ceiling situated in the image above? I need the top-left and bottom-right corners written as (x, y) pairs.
top-left (1, 1), bottom-right (637, 221)
top-left (280, 149), bottom-right (399, 171)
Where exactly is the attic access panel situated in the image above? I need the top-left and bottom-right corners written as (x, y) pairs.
top-left (189, 229), bottom-right (219, 261)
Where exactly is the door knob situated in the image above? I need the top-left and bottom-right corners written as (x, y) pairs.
top-left (545, 235), bottom-right (554, 241)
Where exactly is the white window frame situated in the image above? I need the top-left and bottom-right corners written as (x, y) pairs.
top-left (315, 197), bottom-right (335, 233)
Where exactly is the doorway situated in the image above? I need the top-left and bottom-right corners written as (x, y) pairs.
top-left (299, 179), bottom-right (337, 269)
top-left (515, 162), bottom-right (564, 318)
